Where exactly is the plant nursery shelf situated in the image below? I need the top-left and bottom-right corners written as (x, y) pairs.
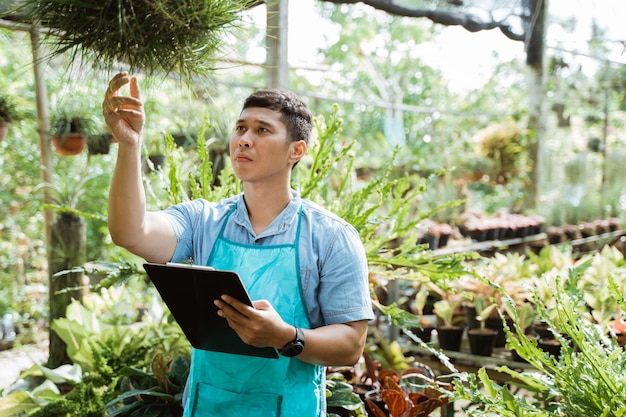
top-left (431, 232), bottom-right (548, 257)
top-left (431, 229), bottom-right (626, 258)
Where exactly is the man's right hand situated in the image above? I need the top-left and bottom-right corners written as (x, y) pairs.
top-left (102, 72), bottom-right (145, 146)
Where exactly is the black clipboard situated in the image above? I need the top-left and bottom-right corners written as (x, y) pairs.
top-left (143, 262), bottom-right (278, 359)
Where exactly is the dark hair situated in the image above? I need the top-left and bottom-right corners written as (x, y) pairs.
top-left (242, 89), bottom-right (313, 145)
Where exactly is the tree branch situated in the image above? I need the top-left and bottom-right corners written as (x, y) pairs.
top-left (318, 0), bottom-right (525, 42)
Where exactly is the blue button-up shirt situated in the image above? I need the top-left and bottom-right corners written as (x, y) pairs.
top-left (163, 191), bottom-right (374, 328)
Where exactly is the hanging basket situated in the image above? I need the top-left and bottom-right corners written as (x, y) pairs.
top-left (87, 133), bottom-right (112, 155)
top-left (16, 0), bottom-right (255, 79)
top-left (53, 132), bottom-right (86, 156)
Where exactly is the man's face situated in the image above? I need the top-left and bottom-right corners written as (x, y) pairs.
top-left (230, 107), bottom-right (300, 184)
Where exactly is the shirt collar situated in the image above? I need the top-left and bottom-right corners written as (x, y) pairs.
top-left (233, 190), bottom-right (301, 238)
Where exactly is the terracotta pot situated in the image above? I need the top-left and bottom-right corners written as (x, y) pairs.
top-left (468, 328), bottom-right (498, 356)
top-left (53, 132), bottom-right (86, 156)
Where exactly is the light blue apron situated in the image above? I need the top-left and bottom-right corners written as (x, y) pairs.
top-left (182, 206), bottom-right (325, 417)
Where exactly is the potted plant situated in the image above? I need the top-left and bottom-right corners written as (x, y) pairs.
top-left (433, 298), bottom-right (465, 352)
top-left (505, 302), bottom-right (536, 362)
top-left (141, 134), bottom-right (167, 173)
top-left (0, 93), bottom-right (18, 142)
top-left (466, 296), bottom-right (498, 356)
top-left (104, 352), bottom-right (189, 416)
top-left (410, 286), bottom-right (435, 343)
top-left (87, 132), bottom-right (113, 155)
top-left (52, 113), bottom-right (98, 156)
top-left (14, 0), bottom-right (253, 81)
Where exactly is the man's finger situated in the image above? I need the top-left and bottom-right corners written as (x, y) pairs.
top-left (130, 76), bottom-right (141, 100)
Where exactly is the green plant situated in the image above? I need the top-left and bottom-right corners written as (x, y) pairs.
top-left (87, 133), bottom-right (113, 155)
top-left (30, 382), bottom-right (105, 417)
top-left (475, 120), bottom-right (527, 184)
top-left (13, 0), bottom-right (256, 80)
top-left (144, 134), bottom-right (168, 156)
top-left (472, 296), bottom-right (497, 331)
top-left (37, 173), bottom-right (107, 223)
top-left (413, 286), bottom-right (431, 326)
top-left (0, 93), bottom-right (18, 124)
top-left (52, 112), bottom-right (99, 144)
top-left (325, 372), bottom-right (367, 417)
top-left (448, 262), bottom-right (626, 416)
top-left (502, 301), bottom-right (535, 335)
top-left (104, 353), bottom-right (190, 417)
top-left (433, 298), bottom-right (461, 328)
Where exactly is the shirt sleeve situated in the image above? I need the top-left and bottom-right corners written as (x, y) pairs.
top-left (161, 197), bottom-right (236, 265)
top-left (161, 201), bottom-right (198, 263)
top-left (317, 223), bottom-right (375, 325)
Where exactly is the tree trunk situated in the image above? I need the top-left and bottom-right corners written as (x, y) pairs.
top-left (47, 214), bottom-right (86, 368)
top-left (524, 0), bottom-right (548, 210)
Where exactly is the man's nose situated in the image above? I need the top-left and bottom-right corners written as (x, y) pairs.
top-left (238, 132), bottom-right (252, 147)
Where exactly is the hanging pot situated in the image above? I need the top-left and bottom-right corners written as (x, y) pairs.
top-left (53, 132), bottom-right (86, 156)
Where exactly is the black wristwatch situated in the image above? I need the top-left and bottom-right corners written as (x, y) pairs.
top-left (279, 326), bottom-right (305, 357)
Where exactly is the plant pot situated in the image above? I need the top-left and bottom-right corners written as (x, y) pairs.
top-left (538, 337), bottom-right (562, 358)
top-left (416, 233), bottom-right (439, 250)
top-left (53, 132), bottom-right (86, 156)
top-left (436, 326), bottom-right (464, 352)
top-left (143, 154), bottom-right (166, 173)
top-left (510, 334), bottom-right (537, 362)
top-left (485, 316), bottom-right (513, 347)
top-left (411, 325), bottom-right (434, 344)
top-left (464, 304), bottom-right (479, 330)
top-left (533, 321), bottom-right (554, 340)
top-left (467, 328), bottom-right (498, 356)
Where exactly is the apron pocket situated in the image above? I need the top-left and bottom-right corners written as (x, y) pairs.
top-left (189, 381), bottom-right (282, 417)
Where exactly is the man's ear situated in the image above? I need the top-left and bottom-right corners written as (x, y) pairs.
top-left (289, 140), bottom-right (307, 163)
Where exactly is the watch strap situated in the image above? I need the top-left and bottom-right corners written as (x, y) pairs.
top-left (279, 326), bottom-right (305, 357)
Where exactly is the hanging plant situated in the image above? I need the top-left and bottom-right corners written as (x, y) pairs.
top-left (87, 133), bottom-right (113, 155)
top-left (52, 113), bottom-right (98, 156)
top-left (13, 0), bottom-right (257, 79)
top-left (0, 94), bottom-right (18, 142)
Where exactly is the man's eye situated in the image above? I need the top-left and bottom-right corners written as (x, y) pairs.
top-left (258, 127), bottom-right (268, 133)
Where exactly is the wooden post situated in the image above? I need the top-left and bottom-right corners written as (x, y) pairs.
top-left (30, 29), bottom-right (54, 237)
top-left (265, 0), bottom-right (289, 89)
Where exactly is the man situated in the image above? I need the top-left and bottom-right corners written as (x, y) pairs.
top-left (102, 72), bottom-right (374, 416)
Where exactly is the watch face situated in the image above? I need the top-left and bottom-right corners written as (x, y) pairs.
top-left (281, 341), bottom-right (304, 357)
